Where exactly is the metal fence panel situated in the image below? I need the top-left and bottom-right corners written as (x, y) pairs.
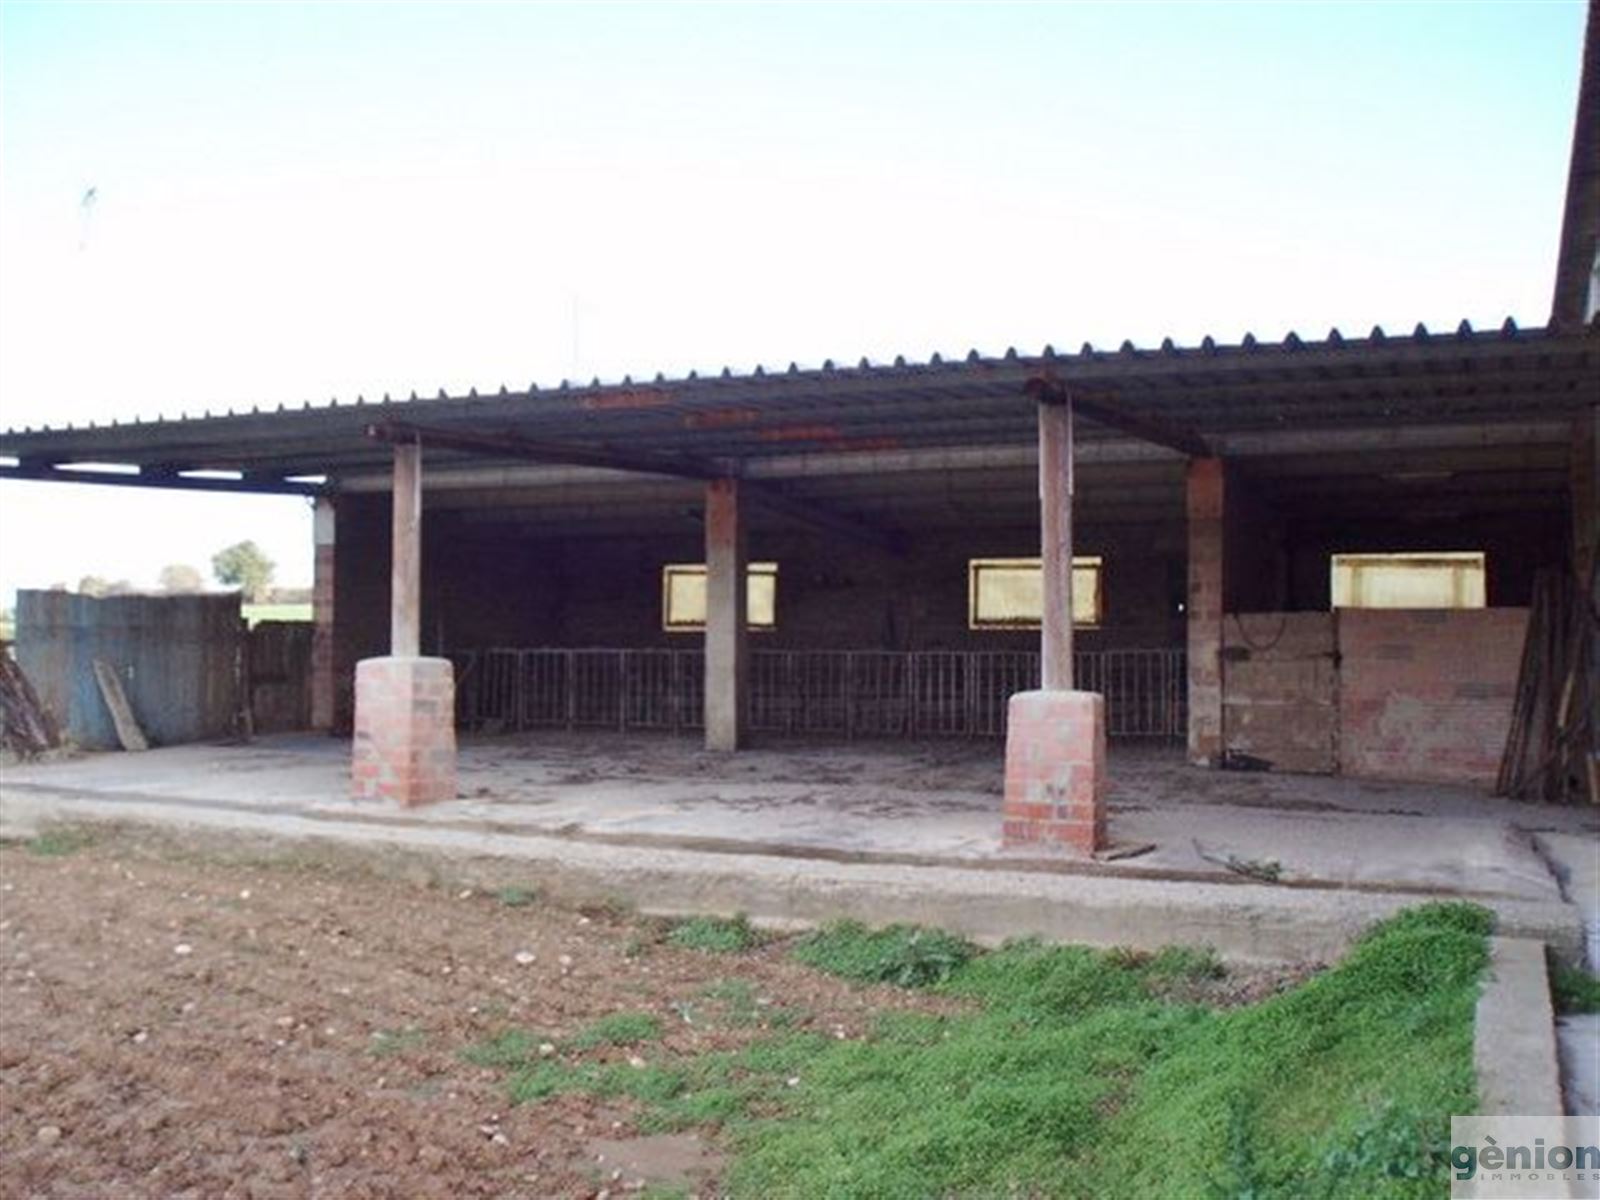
top-left (453, 646), bottom-right (1184, 742)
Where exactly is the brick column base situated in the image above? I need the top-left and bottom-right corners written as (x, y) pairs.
top-left (1002, 690), bottom-right (1106, 855)
top-left (352, 656), bottom-right (457, 806)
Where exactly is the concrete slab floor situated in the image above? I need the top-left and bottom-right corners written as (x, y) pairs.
top-left (3, 732), bottom-right (1594, 908)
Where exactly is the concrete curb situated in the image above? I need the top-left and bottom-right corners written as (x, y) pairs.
top-left (0, 787), bottom-right (1585, 965)
top-left (1475, 936), bottom-right (1567, 1116)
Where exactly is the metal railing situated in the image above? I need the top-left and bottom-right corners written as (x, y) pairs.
top-left (451, 647), bottom-right (1185, 741)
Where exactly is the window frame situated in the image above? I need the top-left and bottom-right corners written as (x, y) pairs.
top-left (967, 555), bottom-right (1104, 631)
top-left (1330, 551), bottom-right (1487, 610)
top-left (661, 561), bottom-right (779, 633)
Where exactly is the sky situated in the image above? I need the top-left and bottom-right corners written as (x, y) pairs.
top-left (0, 0), bottom-right (1588, 606)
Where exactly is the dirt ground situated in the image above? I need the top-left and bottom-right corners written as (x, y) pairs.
top-left (0, 827), bottom-right (961, 1200)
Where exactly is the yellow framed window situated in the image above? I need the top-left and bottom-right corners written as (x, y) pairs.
top-left (968, 556), bottom-right (1103, 629)
top-left (663, 562), bottom-right (778, 631)
top-left (1331, 552), bottom-right (1486, 609)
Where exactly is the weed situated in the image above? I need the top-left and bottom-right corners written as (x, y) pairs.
top-left (698, 978), bottom-right (757, 1007)
top-left (1143, 944), bottom-right (1225, 981)
top-left (568, 1011), bottom-right (663, 1049)
top-left (791, 920), bottom-right (976, 987)
top-left (1319, 1102), bottom-right (1451, 1185)
top-left (1550, 958), bottom-right (1600, 1014)
top-left (693, 979), bottom-right (790, 1029)
top-left (622, 933), bottom-right (654, 959)
top-left (462, 1029), bottom-right (546, 1069)
top-left (26, 828), bottom-right (94, 857)
top-left (496, 885), bottom-right (539, 908)
top-left (369, 1028), bottom-right (426, 1057)
top-left (668, 914), bottom-right (758, 954)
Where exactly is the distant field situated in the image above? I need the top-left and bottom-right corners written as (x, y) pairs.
top-left (241, 603), bottom-right (312, 626)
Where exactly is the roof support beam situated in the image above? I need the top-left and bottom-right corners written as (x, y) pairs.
top-left (1025, 377), bottom-right (1212, 458)
top-left (367, 420), bottom-right (906, 554)
top-left (367, 420), bottom-right (719, 482)
top-left (0, 462), bottom-right (324, 496)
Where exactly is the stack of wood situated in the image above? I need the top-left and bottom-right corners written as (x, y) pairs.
top-left (0, 643), bottom-right (60, 758)
top-left (1497, 562), bottom-right (1598, 803)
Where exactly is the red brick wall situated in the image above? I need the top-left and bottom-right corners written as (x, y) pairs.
top-left (1337, 608), bottom-right (1527, 787)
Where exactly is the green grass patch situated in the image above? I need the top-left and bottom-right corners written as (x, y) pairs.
top-left (25, 828), bottom-right (95, 857)
top-left (467, 904), bottom-right (1490, 1198)
top-left (462, 1028), bottom-right (548, 1069)
top-left (791, 920), bottom-right (977, 987)
top-left (1550, 957), bottom-right (1600, 1014)
top-left (568, 1011), bottom-right (663, 1050)
top-left (668, 914), bottom-right (759, 954)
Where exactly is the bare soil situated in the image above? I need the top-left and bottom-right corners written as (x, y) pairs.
top-left (0, 828), bottom-right (952, 1199)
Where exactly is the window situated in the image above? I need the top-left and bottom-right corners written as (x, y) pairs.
top-left (968, 556), bottom-right (1103, 629)
top-left (1331, 552), bottom-right (1486, 609)
top-left (662, 562), bottom-right (778, 631)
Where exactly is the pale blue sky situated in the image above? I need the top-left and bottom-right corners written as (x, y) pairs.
top-left (0, 1), bottom-right (1587, 601)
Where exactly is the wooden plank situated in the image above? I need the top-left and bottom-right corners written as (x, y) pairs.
top-left (92, 659), bottom-right (149, 751)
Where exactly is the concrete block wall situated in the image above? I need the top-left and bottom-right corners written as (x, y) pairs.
top-left (1338, 607), bottom-right (1528, 786)
top-left (329, 493), bottom-right (1188, 726)
top-left (1221, 612), bottom-right (1337, 774)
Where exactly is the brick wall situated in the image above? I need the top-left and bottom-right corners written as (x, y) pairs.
top-left (1337, 608), bottom-right (1527, 786)
top-left (351, 656), bottom-right (457, 805)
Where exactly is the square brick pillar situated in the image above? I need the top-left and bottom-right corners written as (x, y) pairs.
top-left (1002, 690), bottom-right (1106, 854)
top-left (351, 656), bottom-right (457, 805)
top-left (1001, 390), bottom-right (1106, 856)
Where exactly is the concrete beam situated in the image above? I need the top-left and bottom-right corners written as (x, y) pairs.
top-left (366, 420), bottom-right (903, 553)
top-left (335, 419), bottom-right (1577, 495)
top-left (704, 478), bottom-right (747, 752)
top-left (1186, 459), bottom-right (1227, 767)
top-left (390, 441), bottom-right (422, 657)
top-left (1039, 396), bottom-right (1075, 689)
top-left (0, 463), bottom-right (323, 495)
top-left (310, 497), bottom-right (337, 732)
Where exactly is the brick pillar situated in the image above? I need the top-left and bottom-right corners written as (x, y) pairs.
top-left (310, 497), bottom-right (337, 733)
top-left (704, 477), bottom-right (747, 752)
top-left (1187, 458), bottom-right (1226, 767)
top-left (349, 441), bottom-right (457, 806)
top-left (351, 657), bottom-right (456, 805)
top-left (1002, 691), bottom-right (1106, 854)
top-left (1001, 385), bottom-right (1105, 856)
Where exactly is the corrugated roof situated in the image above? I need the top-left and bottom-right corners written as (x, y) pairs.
top-left (0, 318), bottom-right (1593, 537)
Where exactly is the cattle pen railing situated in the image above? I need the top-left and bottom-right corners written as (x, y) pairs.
top-left (448, 648), bottom-right (1185, 742)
